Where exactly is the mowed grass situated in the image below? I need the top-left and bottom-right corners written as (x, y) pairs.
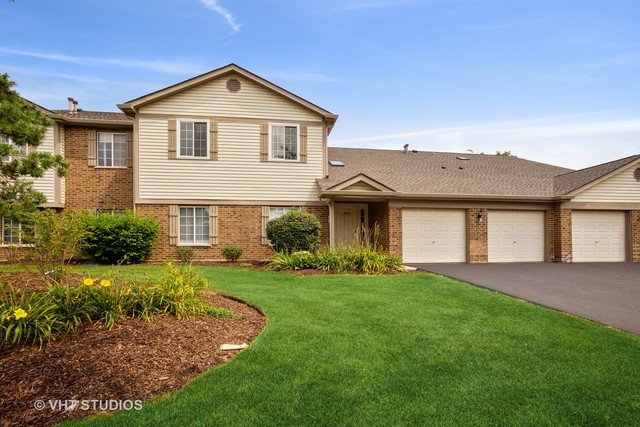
top-left (63, 266), bottom-right (640, 426)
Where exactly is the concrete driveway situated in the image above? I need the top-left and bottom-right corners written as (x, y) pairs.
top-left (410, 263), bottom-right (640, 335)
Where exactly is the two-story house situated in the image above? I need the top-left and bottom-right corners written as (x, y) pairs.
top-left (2, 64), bottom-right (639, 263)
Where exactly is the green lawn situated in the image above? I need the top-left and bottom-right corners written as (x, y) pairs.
top-left (64, 265), bottom-right (640, 426)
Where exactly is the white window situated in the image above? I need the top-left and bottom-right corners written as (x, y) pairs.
top-left (269, 207), bottom-right (292, 221)
top-left (179, 207), bottom-right (209, 245)
top-left (1, 136), bottom-right (27, 163)
top-left (96, 209), bottom-right (126, 217)
top-left (1, 217), bottom-right (28, 245)
top-left (269, 124), bottom-right (299, 161)
top-left (178, 120), bottom-right (209, 158)
top-left (98, 132), bottom-right (127, 167)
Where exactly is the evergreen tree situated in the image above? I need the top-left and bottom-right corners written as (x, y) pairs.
top-left (0, 73), bottom-right (69, 220)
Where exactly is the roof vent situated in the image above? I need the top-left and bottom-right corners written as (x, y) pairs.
top-left (226, 78), bottom-right (241, 92)
top-left (635, 168), bottom-right (640, 182)
top-left (329, 160), bottom-right (345, 167)
top-left (456, 156), bottom-right (470, 160)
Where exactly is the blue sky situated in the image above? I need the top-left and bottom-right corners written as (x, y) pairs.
top-left (1, 0), bottom-right (639, 169)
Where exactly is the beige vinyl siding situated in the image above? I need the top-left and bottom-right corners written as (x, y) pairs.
top-left (343, 181), bottom-right (381, 192)
top-left (59, 126), bottom-right (65, 204)
top-left (140, 76), bottom-right (322, 123)
top-left (138, 120), bottom-right (324, 201)
top-left (31, 126), bottom-right (56, 203)
top-left (573, 166), bottom-right (640, 203)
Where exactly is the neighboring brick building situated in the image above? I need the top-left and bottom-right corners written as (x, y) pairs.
top-left (2, 64), bottom-right (640, 263)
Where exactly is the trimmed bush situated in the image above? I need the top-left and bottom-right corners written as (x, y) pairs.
top-left (265, 209), bottom-right (321, 254)
top-left (222, 245), bottom-right (243, 262)
top-left (176, 246), bottom-right (195, 264)
top-left (82, 211), bottom-right (159, 264)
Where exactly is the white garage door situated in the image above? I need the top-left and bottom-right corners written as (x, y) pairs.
top-left (488, 211), bottom-right (544, 262)
top-left (572, 211), bottom-right (625, 262)
top-left (402, 209), bottom-right (466, 263)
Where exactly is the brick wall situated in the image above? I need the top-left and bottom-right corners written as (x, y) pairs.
top-left (64, 126), bottom-right (133, 211)
top-left (368, 202), bottom-right (389, 251)
top-left (136, 204), bottom-right (329, 262)
top-left (467, 208), bottom-right (488, 263)
top-left (632, 210), bottom-right (640, 262)
top-left (548, 208), bottom-right (572, 262)
top-left (387, 206), bottom-right (402, 258)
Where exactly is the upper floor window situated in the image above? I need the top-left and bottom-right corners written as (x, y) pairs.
top-left (1, 136), bottom-right (27, 163)
top-left (270, 124), bottom-right (299, 161)
top-left (178, 120), bottom-right (209, 158)
top-left (98, 132), bottom-right (127, 167)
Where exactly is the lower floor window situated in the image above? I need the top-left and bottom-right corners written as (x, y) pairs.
top-left (269, 206), bottom-right (292, 221)
top-left (179, 207), bottom-right (209, 245)
top-left (1, 217), bottom-right (27, 244)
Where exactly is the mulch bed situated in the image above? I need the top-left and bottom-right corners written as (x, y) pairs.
top-left (0, 273), bottom-right (266, 427)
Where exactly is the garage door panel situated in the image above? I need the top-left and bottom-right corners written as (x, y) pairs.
top-left (572, 211), bottom-right (625, 262)
top-left (402, 209), bottom-right (466, 263)
top-left (488, 211), bottom-right (544, 262)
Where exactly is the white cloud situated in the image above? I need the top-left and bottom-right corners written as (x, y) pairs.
top-left (199, 0), bottom-right (241, 34)
top-left (0, 47), bottom-right (202, 75)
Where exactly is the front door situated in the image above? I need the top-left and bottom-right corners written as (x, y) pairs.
top-left (334, 204), bottom-right (368, 245)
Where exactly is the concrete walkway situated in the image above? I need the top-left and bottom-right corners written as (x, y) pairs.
top-left (410, 263), bottom-right (640, 335)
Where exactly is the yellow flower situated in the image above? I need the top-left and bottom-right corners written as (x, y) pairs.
top-left (83, 277), bottom-right (95, 286)
top-left (167, 261), bottom-right (173, 267)
top-left (100, 279), bottom-right (111, 288)
top-left (13, 308), bottom-right (27, 320)
top-left (2, 314), bottom-right (11, 322)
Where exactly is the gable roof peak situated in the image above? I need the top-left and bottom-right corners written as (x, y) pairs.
top-left (116, 63), bottom-right (338, 125)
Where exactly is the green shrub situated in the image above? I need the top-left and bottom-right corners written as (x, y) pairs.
top-left (176, 246), bottom-right (195, 264)
top-left (265, 209), bottom-right (321, 254)
top-left (269, 251), bottom-right (315, 271)
top-left (268, 245), bottom-right (405, 274)
top-left (23, 209), bottom-right (90, 282)
top-left (221, 245), bottom-right (243, 262)
top-left (82, 211), bottom-right (159, 264)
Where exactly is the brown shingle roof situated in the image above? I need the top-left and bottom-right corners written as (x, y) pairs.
top-left (553, 154), bottom-right (640, 196)
top-left (320, 147), bottom-right (573, 198)
top-left (50, 110), bottom-right (132, 122)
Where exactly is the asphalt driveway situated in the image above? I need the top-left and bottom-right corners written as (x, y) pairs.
top-left (410, 263), bottom-right (640, 335)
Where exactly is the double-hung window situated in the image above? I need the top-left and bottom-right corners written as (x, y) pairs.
top-left (179, 207), bottom-right (209, 245)
top-left (1, 217), bottom-right (28, 245)
top-left (269, 207), bottom-right (292, 221)
top-left (1, 136), bottom-right (26, 163)
top-left (270, 124), bottom-right (299, 161)
top-left (98, 132), bottom-right (127, 167)
top-left (178, 120), bottom-right (208, 158)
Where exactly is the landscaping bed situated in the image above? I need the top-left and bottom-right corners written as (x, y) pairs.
top-left (0, 272), bottom-right (266, 427)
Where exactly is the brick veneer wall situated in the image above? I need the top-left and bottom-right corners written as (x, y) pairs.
top-left (387, 206), bottom-right (402, 258)
top-left (64, 126), bottom-right (133, 211)
top-left (548, 208), bottom-right (572, 262)
top-left (467, 208), bottom-right (488, 263)
top-left (632, 210), bottom-right (640, 262)
top-left (368, 202), bottom-right (390, 251)
top-left (136, 204), bottom-right (329, 262)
